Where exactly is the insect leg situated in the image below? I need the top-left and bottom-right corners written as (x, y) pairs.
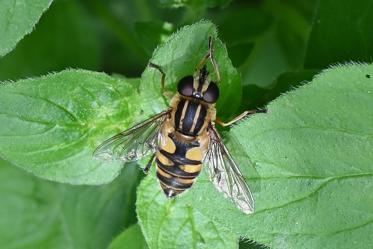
top-left (143, 154), bottom-right (156, 174)
top-left (207, 36), bottom-right (221, 83)
top-left (216, 109), bottom-right (267, 127)
top-left (196, 51), bottom-right (210, 72)
top-left (196, 37), bottom-right (221, 83)
top-left (148, 62), bottom-right (166, 93)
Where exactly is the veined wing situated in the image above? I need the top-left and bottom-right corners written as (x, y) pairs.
top-left (93, 110), bottom-right (171, 162)
top-left (204, 123), bottom-right (254, 214)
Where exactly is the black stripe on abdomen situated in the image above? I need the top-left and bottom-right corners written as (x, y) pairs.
top-left (156, 169), bottom-right (193, 190)
top-left (156, 158), bottom-right (200, 178)
top-left (155, 134), bottom-right (202, 197)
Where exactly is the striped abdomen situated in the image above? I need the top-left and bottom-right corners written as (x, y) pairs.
top-left (155, 133), bottom-right (203, 197)
top-left (174, 98), bottom-right (207, 136)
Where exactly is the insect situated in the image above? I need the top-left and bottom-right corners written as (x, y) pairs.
top-left (94, 37), bottom-right (263, 214)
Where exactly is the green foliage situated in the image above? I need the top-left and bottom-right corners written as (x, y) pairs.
top-left (0, 159), bottom-right (141, 249)
top-left (0, 0), bottom-right (52, 57)
top-left (305, 0), bottom-right (373, 68)
top-left (230, 63), bottom-right (373, 248)
top-left (137, 174), bottom-right (237, 249)
top-left (0, 1), bottom-right (101, 81)
top-left (1, 1), bottom-right (373, 249)
top-left (139, 21), bottom-right (241, 118)
top-left (138, 63), bottom-right (373, 249)
top-left (235, 0), bottom-right (316, 87)
top-left (0, 70), bottom-right (141, 184)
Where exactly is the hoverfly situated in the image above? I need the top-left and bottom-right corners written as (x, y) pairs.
top-left (94, 37), bottom-right (262, 214)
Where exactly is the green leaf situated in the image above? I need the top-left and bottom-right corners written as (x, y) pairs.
top-left (0, 70), bottom-right (141, 184)
top-left (108, 224), bottom-right (148, 249)
top-left (137, 63), bottom-right (373, 249)
top-left (139, 20), bottom-right (242, 119)
top-left (0, 158), bottom-right (141, 249)
top-left (0, 0), bottom-right (52, 57)
top-left (304, 0), bottom-right (373, 69)
top-left (0, 0), bottom-right (101, 81)
top-left (137, 172), bottom-right (238, 249)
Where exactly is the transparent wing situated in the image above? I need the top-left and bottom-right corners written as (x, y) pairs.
top-left (93, 110), bottom-right (170, 162)
top-left (204, 124), bottom-right (255, 214)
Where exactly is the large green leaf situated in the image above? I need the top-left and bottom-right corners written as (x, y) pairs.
top-left (139, 20), bottom-right (242, 119)
top-left (0, 159), bottom-right (141, 249)
top-left (137, 63), bottom-right (373, 249)
top-left (0, 70), bottom-right (141, 184)
top-left (304, 0), bottom-right (373, 69)
top-left (0, 0), bottom-right (101, 81)
top-left (0, 0), bottom-right (52, 57)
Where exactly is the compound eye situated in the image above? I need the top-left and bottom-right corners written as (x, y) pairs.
top-left (203, 82), bottom-right (219, 103)
top-left (177, 75), bottom-right (194, 96)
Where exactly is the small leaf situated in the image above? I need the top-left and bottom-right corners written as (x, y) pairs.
top-left (0, 0), bottom-right (53, 57)
top-left (0, 70), bottom-right (141, 184)
top-left (137, 63), bottom-right (373, 249)
top-left (0, 159), bottom-right (141, 249)
top-left (304, 0), bottom-right (373, 69)
top-left (108, 224), bottom-right (148, 249)
top-left (139, 20), bottom-right (242, 118)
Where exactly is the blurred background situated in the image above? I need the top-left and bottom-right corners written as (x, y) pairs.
top-left (1, 0), bottom-right (372, 248)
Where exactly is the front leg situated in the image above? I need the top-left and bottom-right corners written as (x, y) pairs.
top-left (148, 62), bottom-right (173, 100)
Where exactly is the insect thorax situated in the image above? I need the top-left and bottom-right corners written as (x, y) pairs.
top-left (171, 95), bottom-right (214, 137)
